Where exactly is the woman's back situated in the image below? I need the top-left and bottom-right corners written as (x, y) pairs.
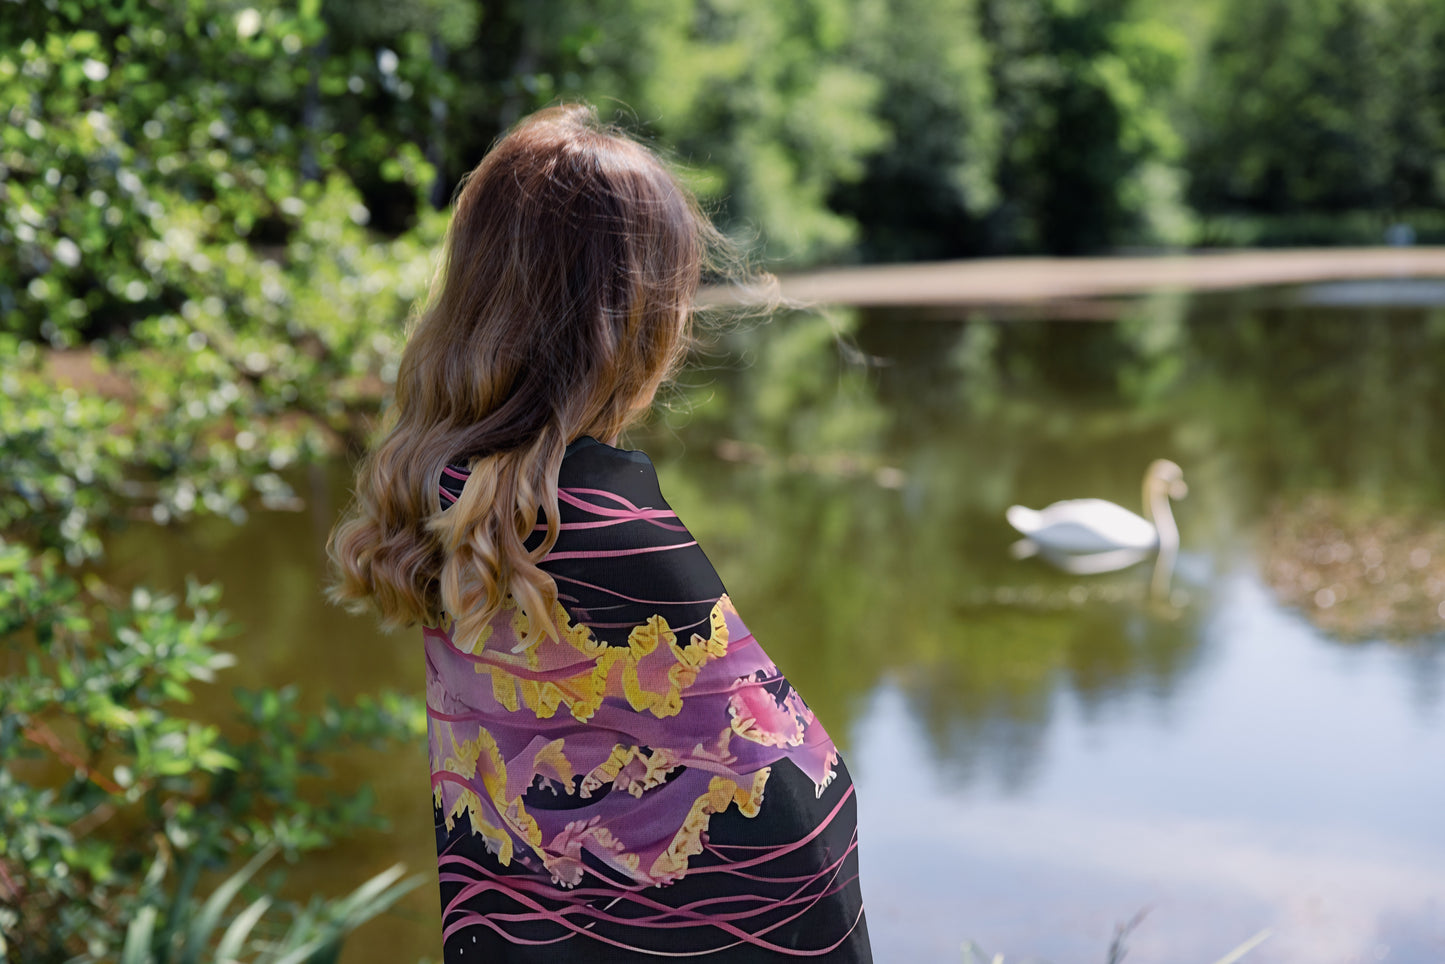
top-left (325, 104), bottom-right (872, 961)
top-left (427, 436), bottom-right (872, 960)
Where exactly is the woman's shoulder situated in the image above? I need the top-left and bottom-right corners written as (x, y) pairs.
top-left (557, 436), bottom-right (659, 493)
top-left (437, 436), bottom-right (658, 507)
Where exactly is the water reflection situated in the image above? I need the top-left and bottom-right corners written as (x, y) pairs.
top-left (107, 283), bottom-right (1445, 961)
top-left (855, 573), bottom-right (1445, 962)
top-left (899, 597), bottom-right (1205, 794)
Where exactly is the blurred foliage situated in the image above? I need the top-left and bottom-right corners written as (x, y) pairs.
top-left (977, 0), bottom-right (1190, 253)
top-left (5, 0), bottom-right (1443, 303)
top-left (1, 4), bottom-right (433, 955)
top-left (0, 531), bottom-right (425, 959)
top-left (437, 0), bottom-right (890, 262)
top-left (1, 0), bottom-right (446, 344)
top-left (829, 0), bottom-right (1000, 261)
top-left (1186, 0), bottom-right (1445, 224)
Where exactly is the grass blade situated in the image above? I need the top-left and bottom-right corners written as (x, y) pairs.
top-left (215, 895), bottom-right (273, 962)
top-left (122, 906), bottom-right (158, 964)
top-left (1209, 929), bottom-right (1273, 964)
top-left (180, 844), bottom-right (278, 964)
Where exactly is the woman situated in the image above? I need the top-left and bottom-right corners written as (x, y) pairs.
top-left (328, 103), bottom-right (872, 962)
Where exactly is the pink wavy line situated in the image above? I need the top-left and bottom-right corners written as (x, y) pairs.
top-left (559, 486), bottom-right (664, 516)
top-left (432, 770), bottom-right (475, 793)
top-left (442, 854), bottom-right (852, 926)
top-left (443, 900), bottom-right (866, 957)
top-left (438, 842), bottom-right (864, 956)
top-left (560, 489), bottom-right (687, 527)
top-left (437, 479), bottom-right (686, 534)
top-left (440, 870), bottom-right (860, 943)
top-left (544, 541), bottom-right (697, 562)
top-left (549, 571), bottom-right (721, 608)
top-left (438, 868), bottom-right (863, 956)
top-left (688, 785), bottom-right (855, 875)
top-left (440, 904), bottom-right (574, 946)
top-left (702, 832), bottom-right (860, 884)
top-left (533, 517), bottom-right (684, 532)
top-left (436, 836), bottom-right (858, 911)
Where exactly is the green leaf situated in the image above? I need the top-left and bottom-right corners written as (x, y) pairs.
top-left (180, 845), bottom-right (278, 963)
top-left (121, 905), bottom-right (158, 964)
top-left (214, 894), bottom-right (273, 962)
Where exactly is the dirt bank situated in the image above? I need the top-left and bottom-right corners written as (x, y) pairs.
top-left (771, 247), bottom-right (1445, 307)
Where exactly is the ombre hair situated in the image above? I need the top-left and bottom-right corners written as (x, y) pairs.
top-left (326, 103), bottom-right (726, 651)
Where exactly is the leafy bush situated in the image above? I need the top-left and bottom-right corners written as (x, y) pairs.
top-left (0, 535), bottom-right (425, 961)
top-left (0, 7), bottom-right (439, 954)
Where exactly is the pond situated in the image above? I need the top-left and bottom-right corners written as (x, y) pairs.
top-left (106, 282), bottom-right (1445, 963)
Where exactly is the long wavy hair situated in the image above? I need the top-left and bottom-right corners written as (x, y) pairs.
top-left (326, 104), bottom-right (723, 652)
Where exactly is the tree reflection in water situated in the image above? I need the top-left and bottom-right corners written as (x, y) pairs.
top-left (637, 285), bottom-right (1445, 793)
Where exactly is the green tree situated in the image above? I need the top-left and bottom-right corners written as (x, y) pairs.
top-left (435, 0), bottom-right (890, 264)
top-left (830, 0), bottom-right (1001, 262)
top-left (1187, 0), bottom-right (1445, 219)
top-left (979, 0), bottom-right (1188, 253)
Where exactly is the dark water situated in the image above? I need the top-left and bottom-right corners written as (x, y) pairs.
top-left (107, 284), bottom-right (1445, 962)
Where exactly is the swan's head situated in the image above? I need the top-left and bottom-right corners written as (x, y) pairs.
top-left (1146, 459), bottom-right (1188, 500)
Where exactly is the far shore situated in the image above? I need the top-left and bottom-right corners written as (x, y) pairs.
top-left (46, 246), bottom-right (1445, 395)
top-left (759, 246), bottom-right (1445, 307)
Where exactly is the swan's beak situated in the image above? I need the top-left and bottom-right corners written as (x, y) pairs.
top-left (1169, 479), bottom-right (1189, 500)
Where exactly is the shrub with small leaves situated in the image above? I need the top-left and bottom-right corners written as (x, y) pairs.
top-left (0, 9), bottom-right (444, 955)
top-left (0, 535), bottom-right (426, 961)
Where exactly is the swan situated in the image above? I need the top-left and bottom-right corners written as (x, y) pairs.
top-left (1006, 460), bottom-right (1187, 557)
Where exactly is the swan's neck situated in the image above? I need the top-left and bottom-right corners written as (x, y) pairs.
top-left (1147, 481), bottom-right (1179, 548)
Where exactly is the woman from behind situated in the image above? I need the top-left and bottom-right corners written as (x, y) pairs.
top-left (328, 103), bottom-right (873, 962)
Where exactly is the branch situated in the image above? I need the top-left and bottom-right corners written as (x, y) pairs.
top-left (21, 722), bottom-right (125, 796)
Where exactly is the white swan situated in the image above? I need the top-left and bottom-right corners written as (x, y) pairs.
top-left (1006, 460), bottom-right (1187, 557)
